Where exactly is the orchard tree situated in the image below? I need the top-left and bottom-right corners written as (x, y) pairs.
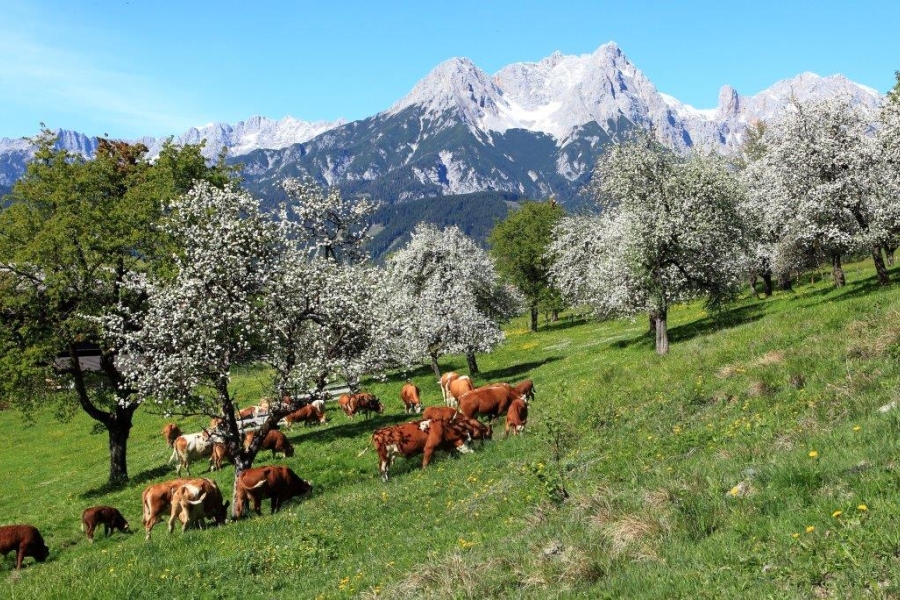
top-left (281, 177), bottom-right (378, 263)
top-left (549, 135), bottom-right (746, 355)
top-left (489, 199), bottom-right (566, 331)
top-left (876, 75), bottom-right (900, 265)
top-left (385, 223), bottom-right (520, 377)
top-left (0, 131), bottom-right (231, 485)
top-left (749, 98), bottom-right (889, 286)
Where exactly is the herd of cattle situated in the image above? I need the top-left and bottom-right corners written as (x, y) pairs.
top-left (1, 372), bottom-right (531, 570)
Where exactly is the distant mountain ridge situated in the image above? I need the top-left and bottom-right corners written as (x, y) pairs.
top-left (0, 42), bottom-right (883, 203)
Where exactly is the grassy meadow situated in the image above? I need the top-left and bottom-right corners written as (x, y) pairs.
top-left (4, 260), bottom-right (900, 598)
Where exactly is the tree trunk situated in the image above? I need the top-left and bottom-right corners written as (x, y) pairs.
top-left (466, 352), bottom-right (479, 375)
top-left (430, 353), bottom-right (441, 379)
top-left (654, 309), bottom-right (669, 355)
top-left (885, 244), bottom-right (896, 267)
top-left (529, 306), bottom-right (538, 332)
top-left (107, 412), bottom-right (133, 486)
top-left (761, 270), bottom-right (774, 297)
top-left (749, 272), bottom-right (759, 297)
top-left (231, 458), bottom-right (251, 519)
top-left (872, 244), bottom-right (890, 286)
top-left (777, 272), bottom-right (793, 292)
top-left (649, 310), bottom-right (658, 334)
top-left (831, 252), bottom-right (846, 288)
top-left (550, 310), bottom-right (559, 322)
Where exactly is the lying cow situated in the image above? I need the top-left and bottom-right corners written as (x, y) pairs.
top-left (371, 419), bottom-right (472, 482)
top-left (235, 466), bottom-right (312, 516)
top-left (0, 525), bottom-right (49, 570)
top-left (169, 430), bottom-right (214, 476)
top-left (244, 429), bottom-right (295, 458)
top-left (161, 423), bottom-right (182, 448)
top-left (167, 479), bottom-right (229, 533)
top-left (505, 397), bottom-right (528, 438)
top-left (457, 383), bottom-right (525, 422)
top-left (284, 404), bottom-right (326, 428)
top-left (399, 382), bottom-right (422, 414)
top-left (142, 478), bottom-right (206, 540)
top-left (81, 506), bottom-right (130, 542)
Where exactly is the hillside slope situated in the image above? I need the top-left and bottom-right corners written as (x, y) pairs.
top-left (2, 261), bottom-right (900, 598)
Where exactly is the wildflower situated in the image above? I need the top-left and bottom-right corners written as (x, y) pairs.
top-left (832, 510), bottom-right (842, 518)
top-left (853, 426), bottom-right (861, 432)
top-left (808, 450), bottom-right (819, 458)
top-left (857, 504), bottom-right (868, 512)
top-left (728, 486), bottom-right (741, 497)
top-left (805, 526), bottom-right (815, 533)
top-left (791, 533), bottom-right (800, 539)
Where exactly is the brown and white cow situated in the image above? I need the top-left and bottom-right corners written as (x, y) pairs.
top-left (439, 371), bottom-right (460, 405)
top-left (504, 397), bottom-right (528, 438)
top-left (447, 376), bottom-right (475, 408)
top-left (167, 479), bottom-right (229, 533)
top-left (511, 379), bottom-right (535, 402)
top-left (284, 404), bottom-right (326, 428)
top-left (371, 419), bottom-right (472, 482)
top-left (235, 466), bottom-right (312, 516)
top-left (0, 525), bottom-right (49, 570)
top-left (141, 478), bottom-right (205, 540)
top-left (169, 430), bottom-right (214, 476)
top-left (338, 393), bottom-right (384, 419)
top-left (81, 506), bottom-right (130, 542)
top-left (399, 382), bottom-right (423, 414)
top-left (162, 423), bottom-right (182, 448)
top-left (422, 405), bottom-right (458, 421)
top-left (244, 429), bottom-right (295, 458)
top-left (456, 383), bottom-right (525, 422)
top-left (421, 407), bottom-right (493, 445)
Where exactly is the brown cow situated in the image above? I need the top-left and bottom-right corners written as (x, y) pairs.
top-left (81, 506), bottom-right (130, 542)
top-left (511, 379), bottom-right (535, 402)
top-left (237, 406), bottom-right (257, 420)
top-left (244, 429), bottom-right (295, 458)
top-left (447, 376), bottom-right (475, 407)
top-left (209, 442), bottom-right (232, 471)
top-left (235, 466), bottom-right (312, 516)
top-left (422, 405), bottom-right (458, 421)
top-left (505, 397), bottom-right (528, 438)
top-left (338, 393), bottom-right (383, 419)
top-left (167, 479), bottom-right (229, 533)
top-left (0, 525), bottom-right (49, 570)
top-left (284, 404), bottom-right (326, 428)
top-left (141, 478), bottom-right (206, 540)
top-left (456, 383), bottom-right (525, 422)
top-left (162, 423), bottom-right (182, 448)
top-left (399, 382), bottom-right (422, 414)
top-left (421, 408), bottom-right (492, 446)
top-left (371, 419), bottom-right (472, 482)
top-left (439, 371), bottom-right (461, 405)
top-left (170, 430), bottom-right (214, 476)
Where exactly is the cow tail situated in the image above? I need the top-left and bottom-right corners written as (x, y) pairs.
top-left (168, 447), bottom-right (178, 465)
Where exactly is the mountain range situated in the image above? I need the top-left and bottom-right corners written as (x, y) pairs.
top-left (0, 41), bottom-right (883, 208)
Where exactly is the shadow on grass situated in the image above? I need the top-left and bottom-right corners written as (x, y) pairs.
top-left (536, 317), bottom-right (590, 333)
top-left (800, 271), bottom-right (895, 306)
top-left (476, 357), bottom-right (562, 383)
top-left (287, 413), bottom-right (409, 445)
top-left (80, 464), bottom-right (175, 499)
top-left (611, 302), bottom-right (766, 350)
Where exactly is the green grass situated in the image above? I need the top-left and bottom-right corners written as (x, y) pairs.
top-left (4, 260), bottom-right (900, 598)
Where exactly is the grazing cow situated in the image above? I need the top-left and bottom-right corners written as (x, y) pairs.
top-left (235, 466), bottom-right (312, 516)
top-left (371, 419), bottom-right (472, 482)
top-left (209, 442), bottom-right (232, 471)
top-left (81, 506), bottom-right (130, 542)
top-left (338, 393), bottom-right (384, 419)
top-left (237, 406), bottom-right (257, 420)
top-left (399, 382), bottom-right (423, 414)
top-left (446, 376), bottom-right (475, 408)
top-left (511, 379), bottom-right (535, 402)
top-left (422, 405), bottom-right (458, 421)
top-left (311, 399), bottom-right (326, 413)
top-left (142, 478), bottom-right (205, 540)
top-left (0, 525), bottom-right (49, 570)
top-left (162, 423), bottom-right (182, 448)
top-left (421, 407), bottom-right (492, 444)
top-left (284, 404), bottom-right (326, 428)
top-left (167, 479), bottom-right (229, 533)
top-left (456, 384), bottom-right (525, 422)
top-left (505, 397), bottom-right (528, 438)
top-left (439, 371), bottom-right (461, 406)
top-left (244, 429), bottom-right (295, 458)
top-left (337, 394), bottom-right (354, 417)
top-left (170, 430), bottom-right (214, 476)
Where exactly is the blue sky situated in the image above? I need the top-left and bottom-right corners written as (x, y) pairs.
top-left (1, 0), bottom-right (898, 140)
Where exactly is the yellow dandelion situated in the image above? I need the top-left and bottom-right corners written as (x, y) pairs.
top-left (728, 486), bottom-right (741, 497)
top-left (791, 532), bottom-right (800, 539)
top-left (806, 526), bottom-right (815, 533)
top-left (858, 504), bottom-right (868, 511)
top-left (853, 426), bottom-right (861, 432)
top-left (832, 510), bottom-right (842, 518)
top-left (808, 450), bottom-right (819, 458)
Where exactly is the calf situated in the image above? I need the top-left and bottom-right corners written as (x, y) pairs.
top-left (244, 429), bottom-right (295, 458)
top-left (371, 419), bottom-right (472, 482)
top-left (0, 525), bottom-right (49, 570)
top-left (162, 423), bottom-right (182, 448)
top-left (169, 430), bottom-right (214, 476)
top-left (504, 397), bottom-right (528, 438)
top-left (141, 478), bottom-right (205, 540)
top-left (81, 506), bottom-right (130, 542)
top-left (167, 479), bottom-right (229, 533)
top-left (399, 382), bottom-right (422, 414)
top-left (284, 404), bottom-right (326, 428)
top-left (235, 466), bottom-right (312, 516)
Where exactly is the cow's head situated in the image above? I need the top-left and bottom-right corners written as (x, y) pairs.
top-left (33, 542), bottom-right (49, 563)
